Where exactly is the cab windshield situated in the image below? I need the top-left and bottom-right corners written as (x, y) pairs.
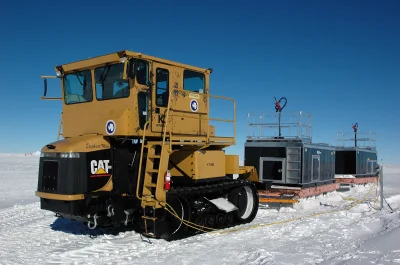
top-left (95, 63), bottom-right (129, 100)
top-left (64, 70), bottom-right (93, 105)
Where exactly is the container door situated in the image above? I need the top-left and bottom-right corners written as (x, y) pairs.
top-left (169, 69), bottom-right (209, 135)
top-left (367, 160), bottom-right (377, 175)
top-left (311, 155), bottom-right (320, 181)
top-left (259, 157), bottom-right (286, 183)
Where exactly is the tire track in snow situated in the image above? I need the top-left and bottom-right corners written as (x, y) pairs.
top-left (0, 202), bottom-right (170, 265)
top-left (48, 202), bottom-right (389, 265)
top-left (317, 209), bottom-right (400, 264)
top-left (0, 190), bottom-right (398, 264)
top-left (0, 202), bottom-right (113, 264)
top-left (0, 203), bottom-right (45, 231)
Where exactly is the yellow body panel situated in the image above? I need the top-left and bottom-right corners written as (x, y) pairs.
top-left (169, 150), bottom-right (226, 180)
top-left (41, 134), bottom-right (110, 153)
top-left (61, 53), bottom-right (122, 72)
top-left (38, 49), bottom-right (255, 212)
top-left (63, 102), bottom-right (135, 137)
top-left (239, 166), bottom-right (259, 182)
top-left (35, 192), bottom-right (84, 201)
top-left (225, 155), bottom-right (240, 174)
top-left (169, 91), bottom-right (209, 135)
top-left (50, 50), bottom-right (232, 147)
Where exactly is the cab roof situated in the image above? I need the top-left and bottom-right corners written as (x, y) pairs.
top-left (57, 50), bottom-right (211, 74)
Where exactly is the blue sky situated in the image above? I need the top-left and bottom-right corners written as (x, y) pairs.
top-left (0, 0), bottom-right (399, 163)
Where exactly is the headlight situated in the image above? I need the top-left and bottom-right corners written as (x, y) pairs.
top-left (40, 152), bottom-right (57, 158)
top-left (40, 152), bottom-right (80, 158)
top-left (60, 152), bottom-right (80, 158)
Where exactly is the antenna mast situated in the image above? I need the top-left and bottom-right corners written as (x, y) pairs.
top-left (352, 122), bottom-right (358, 147)
top-left (274, 97), bottom-right (287, 138)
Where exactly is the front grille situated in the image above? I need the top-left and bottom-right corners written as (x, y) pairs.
top-left (42, 161), bottom-right (59, 191)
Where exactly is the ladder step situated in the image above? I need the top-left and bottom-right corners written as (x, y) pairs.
top-left (147, 141), bottom-right (169, 146)
top-left (142, 216), bottom-right (157, 221)
top-left (147, 169), bottom-right (158, 173)
top-left (149, 155), bottom-right (161, 159)
top-left (146, 183), bottom-right (157, 187)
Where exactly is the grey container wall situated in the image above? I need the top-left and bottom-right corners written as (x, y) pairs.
top-left (244, 139), bottom-right (336, 187)
top-left (335, 147), bottom-right (378, 177)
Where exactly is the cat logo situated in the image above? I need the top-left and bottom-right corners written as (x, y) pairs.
top-left (90, 160), bottom-right (112, 178)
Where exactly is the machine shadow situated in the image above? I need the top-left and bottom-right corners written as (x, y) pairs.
top-left (49, 217), bottom-right (204, 241)
top-left (49, 217), bottom-right (141, 238)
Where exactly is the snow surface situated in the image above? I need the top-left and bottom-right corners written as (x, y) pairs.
top-left (0, 154), bottom-right (399, 264)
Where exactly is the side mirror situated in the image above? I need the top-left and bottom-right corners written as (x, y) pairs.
top-left (44, 78), bottom-right (48, 97)
top-left (40, 75), bottom-right (62, 100)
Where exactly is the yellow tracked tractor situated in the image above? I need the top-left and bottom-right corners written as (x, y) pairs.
top-left (35, 50), bottom-right (259, 240)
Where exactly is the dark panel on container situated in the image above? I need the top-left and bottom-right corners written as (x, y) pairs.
top-left (357, 151), bottom-right (366, 175)
top-left (302, 148), bottom-right (313, 183)
top-left (244, 146), bottom-right (286, 176)
top-left (262, 160), bottom-right (283, 181)
top-left (312, 155), bottom-right (320, 181)
top-left (321, 148), bottom-right (335, 181)
top-left (335, 151), bottom-right (345, 174)
top-left (303, 147), bottom-right (335, 183)
top-left (335, 151), bottom-right (356, 175)
top-left (356, 150), bottom-right (378, 175)
top-left (368, 152), bottom-right (378, 175)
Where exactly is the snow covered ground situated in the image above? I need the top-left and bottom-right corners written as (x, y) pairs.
top-left (0, 153), bottom-right (399, 265)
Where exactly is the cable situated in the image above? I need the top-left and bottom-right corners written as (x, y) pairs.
top-left (383, 195), bottom-right (394, 213)
top-left (164, 183), bottom-right (377, 236)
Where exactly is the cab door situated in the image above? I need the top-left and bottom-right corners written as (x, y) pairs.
top-left (151, 63), bottom-right (170, 133)
top-left (170, 69), bottom-right (209, 136)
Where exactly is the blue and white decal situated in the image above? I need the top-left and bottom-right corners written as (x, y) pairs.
top-left (106, 120), bottom-right (116, 135)
top-left (190, 99), bottom-right (199, 112)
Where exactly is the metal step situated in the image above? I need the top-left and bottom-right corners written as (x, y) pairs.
top-left (142, 215), bottom-right (157, 221)
top-left (286, 147), bottom-right (302, 182)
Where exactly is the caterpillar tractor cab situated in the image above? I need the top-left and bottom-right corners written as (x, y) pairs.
top-left (35, 50), bottom-right (260, 239)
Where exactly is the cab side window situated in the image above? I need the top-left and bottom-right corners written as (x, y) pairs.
top-left (156, 68), bottom-right (169, 107)
top-left (135, 59), bottom-right (149, 85)
top-left (94, 63), bottom-right (129, 100)
top-left (183, 70), bottom-right (205, 94)
top-left (64, 70), bottom-right (93, 104)
top-left (138, 91), bottom-right (148, 129)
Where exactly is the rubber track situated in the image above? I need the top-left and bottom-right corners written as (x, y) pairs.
top-left (166, 179), bottom-right (255, 198)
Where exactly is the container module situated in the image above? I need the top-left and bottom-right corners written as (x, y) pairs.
top-left (335, 124), bottom-right (378, 177)
top-left (245, 110), bottom-right (335, 188)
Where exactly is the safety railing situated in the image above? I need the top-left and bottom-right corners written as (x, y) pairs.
top-left (246, 111), bottom-right (312, 141)
top-left (208, 94), bottom-right (236, 144)
top-left (336, 131), bottom-right (377, 149)
top-left (160, 89), bottom-right (236, 146)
